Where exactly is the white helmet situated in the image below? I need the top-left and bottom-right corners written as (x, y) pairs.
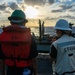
top-left (54, 19), bottom-right (71, 31)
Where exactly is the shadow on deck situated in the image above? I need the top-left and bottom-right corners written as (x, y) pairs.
top-left (37, 53), bottom-right (53, 75)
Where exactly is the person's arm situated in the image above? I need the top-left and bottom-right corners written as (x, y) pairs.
top-left (30, 36), bottom-right (38, 75)
top-left (50, 45), bottom-right (57, 63)
top-left (0, 43), bottom-right (5, 74)
top-left (32, 58), bottom-right (38, 75)
top-left (0, 44), bottom-right (5, 59)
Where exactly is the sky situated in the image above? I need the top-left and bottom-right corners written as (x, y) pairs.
top-left (0, 0), bottom-right (75, 27)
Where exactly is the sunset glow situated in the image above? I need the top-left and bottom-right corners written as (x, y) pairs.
top-left (25, 6), bottom-right (38, 19)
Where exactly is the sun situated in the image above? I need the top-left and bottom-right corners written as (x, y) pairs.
top-left (25, 6), bottom-right (38, 19)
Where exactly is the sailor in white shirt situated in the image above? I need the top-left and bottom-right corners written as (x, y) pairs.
top-left (50, 19), bottom-right (75, 75)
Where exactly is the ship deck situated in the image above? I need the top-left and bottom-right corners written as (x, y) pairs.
top-left (0, 53), bottom-right (53, 75)
top-left (37, 53), bottom-right (53, 75)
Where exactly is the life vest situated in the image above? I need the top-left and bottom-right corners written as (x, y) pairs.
top-left (52, 35), bottom-right (75, 75)
top-left (0, 25), bottom-right (32, 67)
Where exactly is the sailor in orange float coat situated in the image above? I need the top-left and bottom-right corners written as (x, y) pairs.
top-left (0, 10), bottom-right (38, 75)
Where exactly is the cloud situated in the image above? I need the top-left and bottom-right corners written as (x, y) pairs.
top-left (50, 2), bottom-right (73, 14)
top-left (68, 2), bottom-right (75, 12)
top-left (4, 10), bottom-right (11, 13)
top-left (0, 11), bottom-right (3, 14)
top-left (59, 0), bottom-right (72, 2)
top-left (51, 9), bottom-right (62, 12)
top-left (59, 4), bottom-right (72, 10)
top-left (25, 0), bottom-right (54, 6)
top-left (8, 2), bottom-right (20, 10)
top-left (42, 0), bottom-right (75, 22)
top-left (69, 9), bottom-right (75, 12)
top-left (0, 2), bottom-right (8, 11)
top-left (0, 0), bottom-right (75, 26)
top-left (49, 0), bottom-right (55, 4)
top-left (25, 0), bottom-right (44, 6)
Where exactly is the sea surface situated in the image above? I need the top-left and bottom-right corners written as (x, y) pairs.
top-left (0, 26), bottom-right (75, 36)
top-left (30, 26), bottom-right (75, 37)
top-left (0, 26), bottom-right (55, 36)
top-left (30, 26), bottom-right (56, 37)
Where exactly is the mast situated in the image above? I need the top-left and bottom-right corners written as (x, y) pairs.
top-left (41, 21), bottom-right (44, 39)
top-left (39, 19), bottom-right (41, 41)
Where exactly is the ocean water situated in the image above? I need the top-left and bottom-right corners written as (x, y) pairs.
top-left (30, 26), bottom-right (56, 37)
top-left (30, 26), bottom-right (75, 37)
top-left (0, 26), bottom-right (75, 36)
top-left (0, 26), bottom-right (55, 36)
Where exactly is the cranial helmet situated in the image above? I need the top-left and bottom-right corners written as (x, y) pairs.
top-left (8, 10), bottom-right (28, 23)
top-left (54, 19), bottom-right (71, 31)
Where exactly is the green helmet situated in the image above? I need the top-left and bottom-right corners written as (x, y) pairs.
top-left (8, 10), bottom-right (28, 23)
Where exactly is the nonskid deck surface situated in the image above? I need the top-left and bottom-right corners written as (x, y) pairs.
top-left (37, 53), bottom-right (53, 75)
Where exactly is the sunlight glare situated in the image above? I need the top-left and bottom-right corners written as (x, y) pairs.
top-left (25, 6), bottom-right (38, 19)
